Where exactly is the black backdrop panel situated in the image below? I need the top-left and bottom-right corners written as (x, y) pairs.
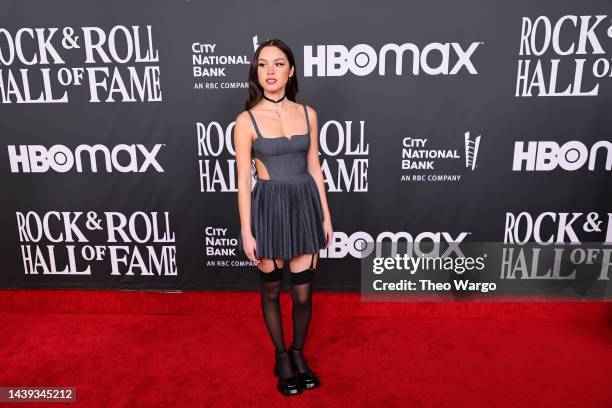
top-left (1, 0), bottom-right (610, 292)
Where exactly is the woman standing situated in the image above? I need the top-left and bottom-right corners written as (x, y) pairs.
top-left (234, 38), bottom-right (333, 396)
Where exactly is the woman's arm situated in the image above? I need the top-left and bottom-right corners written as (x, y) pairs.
top-left (234, 111), bottom-right (259, 262)
top-left (305, 105), bottom-right (333, 247)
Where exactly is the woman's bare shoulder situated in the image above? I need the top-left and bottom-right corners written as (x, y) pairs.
top-left (302, 104), bottom-right (318, 126)
top-left (235, 110), bottom-right (251, 122)
top-left (234, 111), bottom-right (255, 141)
top-left (302, 103), bottom-right (317, 117)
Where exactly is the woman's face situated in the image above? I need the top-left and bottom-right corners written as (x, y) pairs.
top-left (257, 45), bottom-right (293, 93)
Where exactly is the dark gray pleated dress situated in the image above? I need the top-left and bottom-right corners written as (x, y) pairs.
top-left (237, 104), bottom-right (326, 260)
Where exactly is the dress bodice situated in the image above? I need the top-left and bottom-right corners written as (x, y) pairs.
top-left (247, 105), bottom-right (311, 181)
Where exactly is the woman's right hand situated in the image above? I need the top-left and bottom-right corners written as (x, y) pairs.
top-left (242, 233), bottom-right (261, 265)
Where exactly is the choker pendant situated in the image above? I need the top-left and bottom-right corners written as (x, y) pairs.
top-left (263, 94), bottom-right (286, 117)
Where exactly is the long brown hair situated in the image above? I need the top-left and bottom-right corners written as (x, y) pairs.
top-left (244, 38), bottom-right (299, 111)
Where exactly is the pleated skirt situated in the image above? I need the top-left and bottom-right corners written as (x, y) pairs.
top-left (238, 173), bottom-right (326, 260)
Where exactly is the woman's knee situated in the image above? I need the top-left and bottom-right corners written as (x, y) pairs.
top-left (290, 289), bottom-right (311, 307)
top-left (262, 281), bottom-right (281, 300)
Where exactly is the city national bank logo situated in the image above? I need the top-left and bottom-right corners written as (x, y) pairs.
top-left (7, 144), bottom-right (165, 173)
top-left (16, 211), bottom-right (177, 276)
top-left (400, 131), bottom-right (482, 182)
top-left (192, 35), bottom-right (265, 91)
top-left (465, 132), bottom-right (481, 170)
top-left (303, 41), bottom-right (481, 77)
top-left (512, 140), bottom-right (612, 171)
top-left (516, 15), bottom-right (612, 97)
top-left (0, 25), bottom-right (162, 103)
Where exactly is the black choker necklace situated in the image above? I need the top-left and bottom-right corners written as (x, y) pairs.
top-left (262, 94), bottom-right (286, 103)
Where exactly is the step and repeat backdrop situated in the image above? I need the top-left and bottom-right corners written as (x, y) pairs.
top-left (1, 0), bottom-right (610, 297)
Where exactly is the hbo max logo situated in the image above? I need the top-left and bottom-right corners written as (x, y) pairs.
top-left (7, 144), bottom-right (165, 173)
top-left (512, 140), bottom-right (612, 171)
top-left (303, 41), bottom-right (481, 77)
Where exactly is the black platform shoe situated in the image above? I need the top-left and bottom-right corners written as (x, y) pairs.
top-left (272, 350), bottom-right (301, 396)
top-left (288, 345), bottom-right (320, 390)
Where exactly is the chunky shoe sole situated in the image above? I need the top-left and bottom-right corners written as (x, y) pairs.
top-left (277, 385), bottom-right (301, 396)
top-left (299, 378), bottom-right (320, 390)
top-left (273, 366), bottom-right (301, 396)
top-left (287, 346), bottom-right (320, 390)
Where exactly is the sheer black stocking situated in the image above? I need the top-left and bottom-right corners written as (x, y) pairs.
top-left (260, 258), bottom-right (293, 379)
top-left (289, 253), bottom-right (316, 374)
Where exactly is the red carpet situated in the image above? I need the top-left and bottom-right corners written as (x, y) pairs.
top-left (0, 290), bottom-right (610, 407)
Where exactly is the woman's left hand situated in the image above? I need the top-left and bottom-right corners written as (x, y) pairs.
top-left (323, 219), bottom-right (333, 249)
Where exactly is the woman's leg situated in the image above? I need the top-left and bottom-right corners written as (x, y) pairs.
top-left (259, 258), bottom-right (294, 379)
top-left (287, 253), bottom-right (318, 373)
top-left (259, 257), bottom-right (286, 352)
